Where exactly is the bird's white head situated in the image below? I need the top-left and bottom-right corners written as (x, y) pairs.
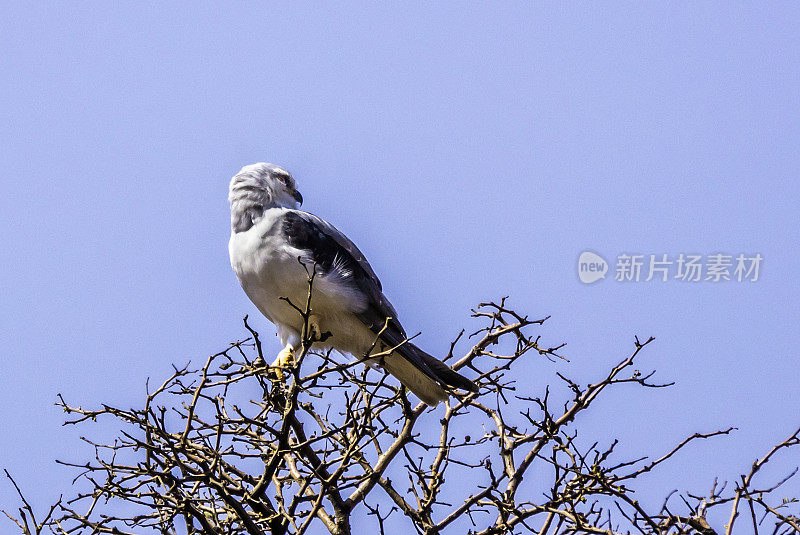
top-left (229, 163), bottom-right (303, 232)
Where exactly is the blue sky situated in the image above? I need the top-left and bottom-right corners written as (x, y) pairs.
top-left (2, 3), bottom-right (799, 530)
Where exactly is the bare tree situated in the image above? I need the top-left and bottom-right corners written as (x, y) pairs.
top-left (4, 273), bottom-right (799, 534)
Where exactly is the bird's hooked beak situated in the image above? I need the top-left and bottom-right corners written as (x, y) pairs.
top-left (291, 189), bottom-right (303, 206)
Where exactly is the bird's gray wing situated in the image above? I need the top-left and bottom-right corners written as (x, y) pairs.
top-left (281, 210), bottom-right (405, 337)
top-left (292, 212), bottom-right (381, 287)
top-left (281, 210), bottom-right (478, 395)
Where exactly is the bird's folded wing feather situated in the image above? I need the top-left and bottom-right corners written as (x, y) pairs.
top-left (281, 210), bottom-right (406, 338)
top-left (281, 210), bottom-right (478, 395)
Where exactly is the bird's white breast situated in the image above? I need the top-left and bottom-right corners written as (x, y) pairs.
top-left (228, 208), bottom-right (309, 330)
top-left (229, 207), bottom-right (376, 355)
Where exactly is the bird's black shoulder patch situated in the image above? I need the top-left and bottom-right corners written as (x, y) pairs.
top-left (280, 211), bottom-right (407, 340)
top-left (281, 211), bottom-right (356, 277)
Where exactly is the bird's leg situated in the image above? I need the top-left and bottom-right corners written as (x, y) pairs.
top-left (307, 315), bottom-right (332, 343)
top-left (269, 328), bottom-right (302, 382)
top-left (272, 344), bottom-right (295, 368)
top-left (269, 343), bottom-right (296, 381)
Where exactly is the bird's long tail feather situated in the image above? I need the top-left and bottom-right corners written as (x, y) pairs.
top-left (382, 342), bottom-right (478, 406)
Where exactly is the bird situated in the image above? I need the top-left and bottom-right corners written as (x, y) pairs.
top-left (228, 163), bottom-right (478, 405)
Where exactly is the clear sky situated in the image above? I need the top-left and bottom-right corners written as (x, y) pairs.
top-left (2, 3), bottom-right (799, 530)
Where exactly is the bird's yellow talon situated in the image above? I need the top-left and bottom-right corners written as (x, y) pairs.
top-left (269, 347), bottom-right (295, 381)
